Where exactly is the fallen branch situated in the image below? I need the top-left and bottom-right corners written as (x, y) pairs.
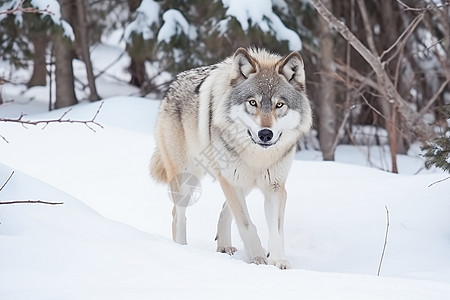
top-left (0, 171), bottom-right (14, 191)
top-left (0, 172), bottom-right (63, 206)
top-left (0, 200), bottom-right (63, 205)
top-left (428, 176), bottom-right (450, 187)
top-left (0, 101), bottom-right (104, 135)
top-left (377, 205), bottom-right (390, 276)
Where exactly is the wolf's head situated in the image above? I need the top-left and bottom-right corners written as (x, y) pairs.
top-left (227, 48), bottom-right (312, 149)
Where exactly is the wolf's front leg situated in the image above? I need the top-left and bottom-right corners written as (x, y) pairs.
top-left (216, 202), bottom-right (237, 255)
top-left (264, 184), bottom-right (290, 269)
top-left (218, 176), bottom-right (267, 264)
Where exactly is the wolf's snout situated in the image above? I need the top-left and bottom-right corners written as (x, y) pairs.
top-left (258, 129), bottom-right (273, 143)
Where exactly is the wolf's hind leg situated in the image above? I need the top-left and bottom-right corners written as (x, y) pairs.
top-left (169, 173), bottom-right (196, 245)
top-left (172, 205), bottom-right (187, 244)
top-left (216, 202), bottom-right (237, 255)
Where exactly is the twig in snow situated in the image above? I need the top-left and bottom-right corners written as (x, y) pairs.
top-left (0, 200), bottom-right (63, 205)
top-left (377, 205), bottom-right (390, 276)
top-left (0, 172), bottom-right (63, 206)
top-left (428, 176), bottom-right (450, 188)
top-left (0, 171), bottom-right (14, 192)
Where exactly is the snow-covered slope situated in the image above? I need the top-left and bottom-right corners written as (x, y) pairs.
top-left (1, 97), bottom-right (450, 299)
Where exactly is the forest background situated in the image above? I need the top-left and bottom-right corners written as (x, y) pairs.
top-left (1, 0), bottom-right (449, 172)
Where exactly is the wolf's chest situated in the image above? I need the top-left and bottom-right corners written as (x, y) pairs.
top-left (216, 150), bottom-right (294, 189)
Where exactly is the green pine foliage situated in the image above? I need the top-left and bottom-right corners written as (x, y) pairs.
top-left (422, 105), bottom-right (450, 173)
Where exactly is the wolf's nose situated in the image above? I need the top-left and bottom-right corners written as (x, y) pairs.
top-left (258, 129), bottom-right (273, 142)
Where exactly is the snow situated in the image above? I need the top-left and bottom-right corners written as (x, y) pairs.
top-left (0, 0), bottom-right (21, 22)
top-left (221, 0), bottom-right (302, 50)
top-left (30, 0), bottom-right (75, 40)
top-left (0, 0), bottom-right (73, 39)
top-left (157, 9), bottom-right (197, 43)
top-left (1, 43), bottom-right (450, 299)
top-left (124, 0), bottom-right (160, 41)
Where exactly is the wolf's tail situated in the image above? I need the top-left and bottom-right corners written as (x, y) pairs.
top-left (150, 149), bottom-right (168, 183)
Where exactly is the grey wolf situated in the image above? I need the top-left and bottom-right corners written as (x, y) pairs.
top-left (150, 48), bottom-right (312, 269)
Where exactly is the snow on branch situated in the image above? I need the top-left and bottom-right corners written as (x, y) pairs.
top-left (0, 0), bottom-right (54, 16)
top-left (221, 0), bottom-right (302, 50)
top-left (0, 0), bottom-right (75, 40)
top-left (124, 0), bottom-right (160, 42)
top-left (157, 9), bottom-right (197, 43)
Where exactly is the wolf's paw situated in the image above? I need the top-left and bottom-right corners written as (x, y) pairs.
top-left (272, 259), bottom-right (291, 270)
top-left (251, 256), bottom-right (268, 265)
top-left (217, 246), bottom-right (237, 255)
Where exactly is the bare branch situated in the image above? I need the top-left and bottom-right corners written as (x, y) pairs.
top-left (0, 0), bottom-right (55, 16)
top-left (308, 0), bottom-right (432, 140)
top-left (0, 171), bottom-right (63, 206)
top-left (0, 101), bottom-right (105, 133)
top-left (428, 176), bottom-right (450, 187)
top-left (0, 171), bottom-right (14, 192)
top-left (356, 0), bottom-right (378, 55)
top-left (396, 0), bottom-right (425, 12)
top-left (334, 61), bottom-right (379, 91)
top-left (379, 12), bottom-right (424, 62)
top-left (377, 205), bottom-right (390, 276)
top-left (418, 78), bottom-right (450, 118)
top-left (329, 103), bottom-right (353, 155)
top-left (397, 0), bottom-right (450, 12)
top-left (0, 200), bottom-right (63, 205)
top-left (0, 134), bottom-right (8, 143)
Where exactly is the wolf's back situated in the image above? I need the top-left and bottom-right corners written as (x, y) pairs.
top-left (150, 65), bottom-right (218, 183)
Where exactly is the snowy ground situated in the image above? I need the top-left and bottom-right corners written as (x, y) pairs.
top-left (1, 46), bottom-right (450, 299)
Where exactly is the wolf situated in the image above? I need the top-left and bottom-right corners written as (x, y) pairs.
top-left (150, 48), bottom-right (312, 269)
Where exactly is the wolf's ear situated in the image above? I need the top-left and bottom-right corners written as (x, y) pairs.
top-left (231, 48), bottom-right (257, 80)
top-left (279, 52), bottom-right (306, 92)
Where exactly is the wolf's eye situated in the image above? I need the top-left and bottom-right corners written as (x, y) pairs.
top-left (275, 102), bottom-right (284, 109)
top-left (248, 99), bottom-right (257, 107)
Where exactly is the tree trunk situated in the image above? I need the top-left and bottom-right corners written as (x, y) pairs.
top-left (310, 0), bottom-right (433, 172)
top-left (28, 33), bottom-right (48, 88)
top-left (127, 0), bottom-right (147, 88)
top-left (54, 0), bottom-right (77, 109)
top-left (318, 0), bottom-right (336, 161)
top-left (380, 0), bottom-right (409, 156)
top-left (0, 79), bottom-right (3, 105)
top-left (75, 0), bottom-right (100, 101)
top-left (128, 58), bottom-right (147, 87)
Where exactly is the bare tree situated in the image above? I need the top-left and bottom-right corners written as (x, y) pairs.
top-left (308, 0), bottom-right (439, 172)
